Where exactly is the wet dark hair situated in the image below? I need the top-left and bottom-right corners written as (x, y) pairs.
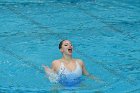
top-left (59, 40), bottom-right (65, 49)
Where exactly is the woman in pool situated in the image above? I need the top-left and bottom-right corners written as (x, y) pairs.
top-left (43, 40), bottom-right (96, 86)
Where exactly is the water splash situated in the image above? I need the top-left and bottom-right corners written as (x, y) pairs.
top-left (46, 71), bottom-right (84, 87)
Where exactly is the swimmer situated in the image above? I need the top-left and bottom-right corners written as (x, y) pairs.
top-left (43, 40), bottom-right (97, 86)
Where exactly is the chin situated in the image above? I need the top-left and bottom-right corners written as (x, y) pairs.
top-left (68, 53), bottom-right (72, 56)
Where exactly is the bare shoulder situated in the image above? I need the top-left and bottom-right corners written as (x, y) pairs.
top-left (52, 59), bottom-right (61, 71)
top-left (52, 59), bottom-right (61, 66)
top-left (75, 59), bottom-right (84, 66)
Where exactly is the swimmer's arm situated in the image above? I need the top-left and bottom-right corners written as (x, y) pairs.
top-left (82, 62), bottom-right (103, 82)
top-left (78, 59), bottom-right (104, 83)
top-left (51, 61), bottom-right (58, 73)
top-left (42, 61), bottom-right (57, 74)
top-left (79, 59), bottom-right (100, 81)
top-left (81, 62), bottom-right (96, 79)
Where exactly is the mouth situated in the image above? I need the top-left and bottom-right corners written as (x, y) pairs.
top-left (68, 49), bottom-right (72, 53)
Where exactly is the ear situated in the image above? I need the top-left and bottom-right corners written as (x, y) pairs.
top-left (60, 48), bottom-right (64, 53)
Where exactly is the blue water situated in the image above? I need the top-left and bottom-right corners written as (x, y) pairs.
top-left (0, 0), bottom-right (140, 92)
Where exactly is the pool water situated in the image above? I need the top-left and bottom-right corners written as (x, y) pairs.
top-left (0, 0), bottom-right (140, 93)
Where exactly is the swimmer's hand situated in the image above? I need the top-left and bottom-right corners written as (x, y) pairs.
top-left (87, 74), bottom-right (104, 83)
top-left (42, 65), bottom-right (58, 83)
top-left (42, 65), bottom-right (53, 75)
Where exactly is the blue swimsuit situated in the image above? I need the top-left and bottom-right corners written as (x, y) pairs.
top-left (46, 61), bottom-right (83, 86)
top-left (58, 61), bottom-right (83, 86)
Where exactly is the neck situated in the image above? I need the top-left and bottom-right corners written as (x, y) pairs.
top-left (62, 54), bottom-right (73, 62)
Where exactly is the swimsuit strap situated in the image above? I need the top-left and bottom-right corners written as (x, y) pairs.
top-left (75, 61), bottom-right (82, 72)
top-left (60, 61), bottom-right (65, 68)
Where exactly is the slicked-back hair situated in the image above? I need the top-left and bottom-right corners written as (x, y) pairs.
top-left (59, 40), bottom-right (65, 49)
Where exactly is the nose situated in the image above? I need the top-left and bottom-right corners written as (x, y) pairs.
top-left (69, 45), bottom-right (73, 48)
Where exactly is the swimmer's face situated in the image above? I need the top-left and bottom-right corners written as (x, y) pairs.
top-left (60, 40), bottom-right (73, 55)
